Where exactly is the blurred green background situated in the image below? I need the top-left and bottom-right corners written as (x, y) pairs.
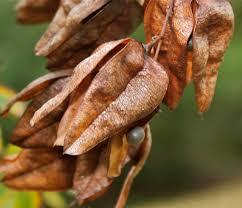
top-left (0, 0), bottom-right (242, 207)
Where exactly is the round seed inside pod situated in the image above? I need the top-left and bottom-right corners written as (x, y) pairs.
top-left (127, 126), bottom-right (145, 145)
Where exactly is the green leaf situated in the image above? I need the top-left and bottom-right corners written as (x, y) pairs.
top-left (43, 192), bottom-right (68, 208)
top-left (0, 185), bottom-right (41, 208)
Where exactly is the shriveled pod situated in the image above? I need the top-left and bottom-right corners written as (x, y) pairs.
top-left (0, 70), bottom-right (72, 148)
top-left (46, 0), bottom-right (143, 69)
top-left (73, 144), bottom-right (113, 205)
top-left (30, 38), bottom-right (168, 155)
top-left (192, 0), bottom-right (234, 113)
top-left (0, 148), bottom-right (75, 191)
top-left (34, 0), bottom-right (143, 70)
top-left (16, 0), bottom-right (60, 24)
top-left (0, 125), bottom-right (151, 207)
top-left (73, 125), bottom-right (152, 207)
top-left (16, 122), bottom-right (59, 148)
top-left (144, 0), bottom-right (194, 109)
top-left (35, 0), bottom-right (120, 56)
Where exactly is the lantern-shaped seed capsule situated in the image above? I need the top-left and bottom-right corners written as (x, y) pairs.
top-left (127, 126), bottom-right (145, 145)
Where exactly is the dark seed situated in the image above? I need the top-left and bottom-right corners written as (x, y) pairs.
top-left (127, 126), bottom-right (145, 145)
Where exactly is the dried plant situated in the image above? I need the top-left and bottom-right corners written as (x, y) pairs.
top-left (0, 0), bottom-right (234, 207)
top-left (16, 0), bottom-right (60, 24)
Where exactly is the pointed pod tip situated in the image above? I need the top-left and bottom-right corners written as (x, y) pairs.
top-left (35, 51), bottom-right (41, 56)
top-left (64, 149), bottom-right (77, 156)
top-left (197, 111), bottom-right (204, 120)
top-left (35, 48), bottom-right (46, 57)
top-left (30, 110), bottom-right (44, 127)
top-left (53, 137), bottom-right (64, 147)
top-left (64, 144), bottom-right (84, 156)
top-left (34, 44), bottom-right (41, 55)
top-left (196, 98), bottom-right (210, 117)
top-left (29, 118), bottom-right (36, 127)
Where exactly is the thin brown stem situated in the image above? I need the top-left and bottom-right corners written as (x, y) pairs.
top-left (144, 0), bottom-right (175, 53)
top-left (115, 125), bottom-right (152, 208)
top-left (154, 40), bottom-right (162, 61)
top-left (115, 166), bottom-right (136, 208)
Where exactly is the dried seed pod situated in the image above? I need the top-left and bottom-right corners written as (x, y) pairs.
top-left (15, 122), bottom-right (59, 148)
top-left (0, 70), bottom-right (71, 148)
top-left (0, 126), bottom-right (151, 207)
top-left (108, 134), bottom-right (129, 178)
top-left (64, 55), bottom-right (168, 155)
top-left (55, 76), bottom-right (94, 146)
top-left (12, 78), bottom-right (69, 145)
top-left (35, 0), bottom-right (115, 56)
top-left (192, 0), bottom-right (234, 113)
top-left (30, 38), bottom-right (137, 125)
top-left (62, 39), bottom-right (145, 151)
top-left (73, 145), bottom-right (113, 205)
top-left (73, 124), bottom-right (151, 207)
top-left (16, 0), bottom-right (60, 24)
top-left (30, 39), bottom-right (168, 155)
top-left (45, 0), bottom-right (124, 68)
top-left (0, 149), bottom-right (60, 179)
top-left (144, 0), bottom-right (194, 109)
top-left (35, 0), bottom-right (143, 70)
top-left (0, 149), bottom-right (75, 191)
top-left (44, 38), bottom-right (145, 148)
top-left (1, 69), bottom-right (72, 116)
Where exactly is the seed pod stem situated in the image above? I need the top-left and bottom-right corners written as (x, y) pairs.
top-left (115, 125), bottom-right (152, 208)
top-left (144, 0), bottom-right (175, 52)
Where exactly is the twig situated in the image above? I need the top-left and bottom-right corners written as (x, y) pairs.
top-left (115, 166), bottom-right (136, 208)
top-left (154, 40), bottom-right (162, 61)
top-left (144, 0), bottom-right (175, 53)
top-left (115, 127), bottom-right (152, 208)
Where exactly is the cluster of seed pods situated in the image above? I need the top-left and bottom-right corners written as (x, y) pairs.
top-left (0, 0), bottom-right (234, 207)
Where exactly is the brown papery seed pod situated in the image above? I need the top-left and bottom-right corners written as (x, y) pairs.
top-left (48, 0), bottom-right (143, 70)
top-left (0, 148), bottom-right (76, 191)
top-left (34, 0), bottom-right (143, 70)
top-left (16, 0), bottom-right (60, 24)
top-left (30, 38), bottom-right (168, 155)
top-left (144, 0), bottom-right (194, 109)
top-left (192, 0), bottom-right (234, 113)
top-left (1, 70), bottom-right (72, 148)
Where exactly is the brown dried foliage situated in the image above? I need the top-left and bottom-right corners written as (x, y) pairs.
top-left (30, 38), bottom-right (168, 155)
top-left (1, 70), bottom-right (71, 148)
top-left (0, 38), bottom-right (168, 206)
top-left (192, 0), bottom-right (234, 113)
top-left (35, 0), bottom-right (143, 70)
top-left (144, 0), bottom-right (234, 112)
top-left (0, 0), bottom-right (235, 207)
top-left (144, 0), bottom-right (194, 109)
top-left (16, 0), bottom-right (60, 24)
top-left (0, 149), bottom-right (75, 191)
